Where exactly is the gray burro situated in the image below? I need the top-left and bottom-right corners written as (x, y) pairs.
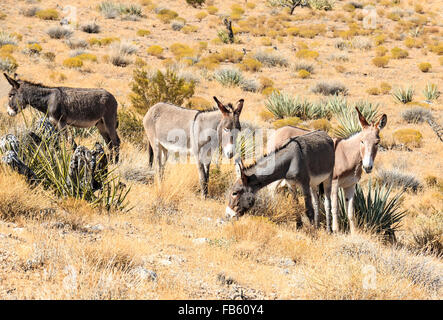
top-left (143, 96), bottom-right (244, 197)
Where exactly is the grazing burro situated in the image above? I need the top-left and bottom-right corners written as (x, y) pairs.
top-left (143, 97), bottom-right (244, 197)
top-left (270, 107), bottom-right (387, 234)
top-left (226, 130), bottom-right (335, 229)
top-left (3, 73), bottom-right (121, 162)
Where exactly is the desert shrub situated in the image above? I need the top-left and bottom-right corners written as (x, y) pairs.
top-left (423, 83), bottom-right (440, 101)
top-left (418, 62), bottom-right (431, 73)
top-left (390, 47), bottom-right (409, 59)
top-left (254, 51), bottom-right (289, 67)
top-left (36, 8), bottom-right (59, 20)
top-left (214, 68), bottom-right (244, 87)
top-left (187, 96), bottom-right (214, 111)
top-left (380, 82), bottom-right (392, 94)
top-left (241, 78), bottom-right (259, 93)
top-left (98, 1), bottom-right (142, 19)
top-left (298, 69), bottom-right (310, 79)
top-left (129, 68), bottom-right (195, 115)
top-left (272, 117), bottom-right (301, 129)
top-left (261, 37), bottom-right (273, 46)
top-left (195, 55), bottom-right (219, 70)
top-left (294, 62), bottom-right (314, 73)
top-left (376, 169), bottom-right (422, 192)
top-left (337, 181), bottom-right (406, 238)
top-left (372, 56), bottom-right (389, 68)
top-left (0, 54), bottom-right (18, 73)
top-left (66, 39), bottom-right (88, 49)
top-left (217, 47), bottom-right (244, 63)
top-left (171, 20), bottom-right (185, 31)
top-left (413, 227), bottom-right (443, 257)
top-left (0, 32), bottom-right (18, 47)
top-left (0, 44), bottom-right (16, 55)
top-left (259, 108), bottom-right (275, 122)
top-left (186, 0), bottom-right (205, 7)
top-left (26, 43), bottom-right (42, 55)
top-left (157, 8), bottom-right (179, 23)
top-left (240, 57), bottom-right (262, 72)
top-left (43, 52), bottom-right (56, 62)
top-left (401, 107), bottom-right (432, 124)
top-left (62, 57), bottom-right (83, 69)
top-left (367, 87), bottom-right (380, 95)
top-left (393, 129), bottom-right (423, 148)
top-left (404, 37), bottom-right (422, 48)
top-left (113, 42), bottom-right (138, 55)
top-left (311, 81), bottom-right (348, 96)
top-left (182, 25), bottom-right (198, 34)
top-left (296, 49), bottom-right (319, 60)
top-left (117, 109), bottom-right (145, 147)
top-left (136, 29), bottom-right (150, 37)
top-left (311, 118), bottom-right (331, 132)
top-left (170, 43), bottom-right (195, 60)
top-left (146, 45), bottom-right (163, 57)
top-left (195, 11), bottom-right (207, 21)
top-left (47, 26), bottom-right (73, 39)
top-left (207, 6), bottom-right (218, 14)
top-left (75, 53), bottom-right (98, 62)
top-left (309, 0), bottom-right (334, 10)
top-left (21, 6), bottom-right (40, 17)
top-left (81, 22), bottom-right (100, 34)
top-left (373, 34), bottom-right (386, 46)
top-left (428, 43), bottom-right (443, 55)
top-left (375, 45), bottom-right (388, 56)
top-left (392, 86), bottom-right (414, 104)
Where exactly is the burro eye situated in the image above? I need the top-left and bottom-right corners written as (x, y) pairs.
top-left (232, 191), bottom-right (237, 196)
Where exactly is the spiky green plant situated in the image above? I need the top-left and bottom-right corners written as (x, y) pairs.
top-left (392, 86), bottom-right (414, 104)
top-left (337, 181), bottom-right (407, 239)
top-left (332, 101), bottom-right (379, 139)
top-left (236, 128), bottom-right (256, 160)
top-left (214, 68), bottom-right (244, 87)
top-left (423, 83), bottom-right (440, 101)
top-left (265, 91), bottom-right (299, 119)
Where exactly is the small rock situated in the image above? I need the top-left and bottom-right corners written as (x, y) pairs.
top-left (192, 238), bottom-right (208, 245)
top-left (159, 259), bottom-right (172, 266)
top-left (131, 266), bottom-right (157, 282)
top-left (279, 258), bottom-right (296, 267)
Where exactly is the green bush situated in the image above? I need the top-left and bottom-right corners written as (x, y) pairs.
top-left (36, 9), bottom-right (59, 20)
top-left (337, 181), bottom-right (406, 240)
top-left (392, 86), bottom-right (414, 104)
top-left (129, 68), bottom-right (195, 115)
top-left (118, 109), bottom-right (145, 147)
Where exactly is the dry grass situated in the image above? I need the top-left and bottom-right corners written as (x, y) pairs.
top-left (0, 0), bottom-right (441, 300)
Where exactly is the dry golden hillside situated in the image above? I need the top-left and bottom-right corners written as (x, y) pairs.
top-left (0, 0), bottom-right (442, 299)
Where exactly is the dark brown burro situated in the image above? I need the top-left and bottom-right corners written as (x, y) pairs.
top-left (3, 73), bottom-right (121, 162)
top-left (226, 130), bottom-right (335, 229)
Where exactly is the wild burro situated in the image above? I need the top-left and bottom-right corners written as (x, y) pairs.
top-left (3, 73), bottom-right (121, 162)
top-left (269, 107), bottom-right (387, 233)
top-left (226, 130), bottom-right (335, 229)
top-left (143, 96), bottom-right (244, 197)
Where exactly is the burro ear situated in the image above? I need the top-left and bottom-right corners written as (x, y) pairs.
top-left (213, 96), bottom-right (230, 116)
top-left (375, 114), bottom-right (387, 130)
top-left (355, 107), bottom-right (369, 129)
top-left (234, 99), bottom-right (244, 115)
top-left (4, 73), bottom-right (19, 89)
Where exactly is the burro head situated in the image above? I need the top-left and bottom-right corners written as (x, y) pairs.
top-left (356, 107), bottom-right (387, 174)
top-left (3, 73), bottom-right (28, 117)
top-left (225, 157), bottom-right (255, 219)
top-left (213, 96), bottom-right (244, 159)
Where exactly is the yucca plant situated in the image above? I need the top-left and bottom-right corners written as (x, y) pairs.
top-left (214, 68), bottom-right (244, 87)
top-left (236, 128), bottom-right (256, 160)
top-left (337, 181), bottom-right (406, 240)
top-left (326, 95), bottom-right (348, 116)
top-left (332, 101), bottom-right (379, 139)
top-left (423, 83), bottom-right (440, 101)
top-left (392, 86), bottom-right (414, 104)
top-left (265, 91), bottom-right (299, 119)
